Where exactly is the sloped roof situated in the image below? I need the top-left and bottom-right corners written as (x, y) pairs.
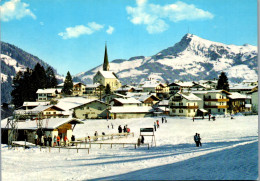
top-left (23, 101), bottom-right (50, 107)
top-left (109, 106), bottom-right (153, 113)
top-left (98, 71), bottom-right (118, 79)
top-left (138, 95), bottom-right (160, 102)
top-left (228, 93), bottom-right (251, 99)
top-left (71, 100), bottom-right (109, 109)
top-left (177, 92), bottom-right (202, 101)
top-left (31, 105), bottom-right (65, 112)
top-left (36, 88), bottom-right (62, 94)
top-left (1, 117), bottom-right (84, 130)
top-left (113, 98), bottom-right (141, 104)
top-left (56, 97), bottom-right (95, 110)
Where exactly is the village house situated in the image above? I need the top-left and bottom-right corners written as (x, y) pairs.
top-left (227, 92), bottom-right (251, 114)
top-left (169, 92), bottom-right (201, 117)
top-left (154, 99), bottom-right (170, 115)
top-left (13, 105), bottom-right (68, 120)
top-left (36, 88), bottom-right (62, 102)
top-left (70, 100), bottom-right (110, 119)
top-left (84, 83), bottom-right (100, 96)
top-left (20, 101), bottom-right (50, 110)
top-left (72, 82), bottom-right (86, 96)
top-left (109, 97), bottom-right (153, 119)
top-left (198, 80), bottom-right (218, 89)
top-left (102, 93), bottom-right (128, 104)
top-left (115, 85), bottom-right (143, 95)
top-left (229, 84), bottom-right (257, 94)
top-left (193, 90), bottom-right (231, 115)
top-left (126, 92), bottom-right (160, 106)
top-left (168, 82), bottom-right (194, 95)
top-left (1, 117), bottom-right (83, 146)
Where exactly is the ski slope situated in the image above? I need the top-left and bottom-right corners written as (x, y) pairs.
top-left (1, 115), bottom-right (258, 180)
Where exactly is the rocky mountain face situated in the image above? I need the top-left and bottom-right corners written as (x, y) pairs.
top-left (75, 34), bottom-right (258, 85)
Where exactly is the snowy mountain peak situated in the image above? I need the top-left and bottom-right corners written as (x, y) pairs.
top-left (75, 34), bottom-right (258, 85)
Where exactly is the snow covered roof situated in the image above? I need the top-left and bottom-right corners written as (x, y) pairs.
top-left (109, 106), bottom-right (153, 113)
top-left (1, 117), bottom-right (84, 130)
top-left (169, 82), bottom-right (194, 87)
top-left (158, 100), bottom-right (169, 106)
top-left (31, 105), bottom-right (65, 112)
top-left (177, 92), bottom-right (202, 101)
top-left (85, 83), bottom-right (100, 88)
top-left (70, 100), bottom-right (109, 109)
top-left (113, 98), bottom-right (141, 104)
top-left (23, 101), bottom-right (50, 107)
top-left (229, 84), bottom-right (256, 90)
top-left (192, 90), bottom-right (231, 95)
top-left (36, 88), bottom-right (62, 94)
top-left (56, 97), bottom-right (96, 110)
top-left (138, 95), bottom-right (159, 102)
top-left (228, 93), bottom-right (251, 99)
top-left (99, 71), bottom-right (118, 79)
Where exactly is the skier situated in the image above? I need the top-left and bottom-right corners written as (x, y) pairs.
top-left (123, 126), bottom-right (127, 133)
top-left (154, 122), bottom-right (157, 131)
top-left (111, 123), bottom-right (114, 129)
top-left (64, 135), bottom-right (68, 146)
top-left (162, 117), bottom-right (164, 124)
top-left (156, 120), bottom-right (159, 128)
top-left (127, 127), bottom-right (130, 133)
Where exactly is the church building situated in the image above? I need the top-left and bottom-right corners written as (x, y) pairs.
top-left (93, 44), bottom-right (121, 91)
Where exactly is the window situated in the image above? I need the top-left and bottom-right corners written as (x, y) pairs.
top-left (172, 109), bottom-right (176, 113)
top-left (179, 109), bottom-right (183, 113)
top-left (53, 112), bottom-right (56, 115)
top-left (81, 107), bottom-right (84, 110)
top-left (194, 109), bottom-right (196, 112)
top-left (179, 103), bottom-right (183, 106)
top-left (98, 107), bottom-right (102, 110)
top-left (223, 109), bottom-right (225, 112)
top-left (218, 109), bottom-right (220, 112)
top-left (188, 103), bottom-right (190, 106)
top-left (188, 110), bottom-right (190, 113)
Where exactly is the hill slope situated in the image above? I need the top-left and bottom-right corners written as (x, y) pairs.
top-left (1, 41), bottom-right (61, 104)
top-left (75, 34), bottom-right (258, 84)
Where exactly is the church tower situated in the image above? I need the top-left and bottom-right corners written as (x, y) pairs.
top-left (103, 43), bottom-right (110, 71)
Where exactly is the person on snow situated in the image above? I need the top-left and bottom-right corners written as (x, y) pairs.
top-left (154, 122), bottom-right (157, 131)
top-left (57, 135), bottom-right (60, 146)
top-left (162, 117), bottom-right (164, 124)
top-left (53, 135), bottom-right (57, 147)
top-left (48, 135), bottom-right (52, 147)
top-left (156, 120), bottom-right (159, 128)
top-left (94, 131), bottom-right (98, 141)
top-left (64, 135), bottom-right (68, 146)
top-left (141, 135), bottom-right (144, 144)
top-left (71, 135), bottom-right (75, 146)
top-left (118, 125), bottom-right (122, 133)
top-left (127, 127), bottom-right (130, 133)
top-left (194, 133), bottom-right (199, 147)
top-left (44, 135), bottom-right (47, 146)
top-left (123, 126), bottom-right (127, 133)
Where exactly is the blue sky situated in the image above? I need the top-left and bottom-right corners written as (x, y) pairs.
top-left (1, 0), bottom-right (257, 76)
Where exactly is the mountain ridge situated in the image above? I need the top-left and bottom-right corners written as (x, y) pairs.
top-left (75, 33), bottom-right (258, 85)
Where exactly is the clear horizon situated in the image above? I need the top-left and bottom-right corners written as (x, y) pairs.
top-left (1, 0), bottom-right (257, 76)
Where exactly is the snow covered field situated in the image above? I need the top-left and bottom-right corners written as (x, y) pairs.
top-left (1, 115), bottom-right (258, 180)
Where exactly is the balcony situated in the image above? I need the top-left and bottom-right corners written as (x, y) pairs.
top-left (204, 105), bottom-right (229, 109)
top-left (204, 98), bottom-right (229, 102)
top-left (170, 106), bottom-right (198, 109)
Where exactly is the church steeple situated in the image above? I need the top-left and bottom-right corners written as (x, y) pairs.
top-left (103, 43), bottom-right (110, 71)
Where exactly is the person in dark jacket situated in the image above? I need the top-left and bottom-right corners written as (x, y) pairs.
top-left (141, 135), bottom-right (144, 144)
top-left (48, 135), bottom-right (52, 147)
top-left (154, 122), bottom-right (157, 131)
top-left (71, 135), bottom-right (75, 146)
top-left (194, 133), bottom-right (199, 147)
top-left (44, 135), bottom-right (47, 146)
top-left (118, 125), bottom-right (122, 133)
top-left (123, 126), bottom-right (127, 133)
top-left (161, 117), bottom-right (164, 124)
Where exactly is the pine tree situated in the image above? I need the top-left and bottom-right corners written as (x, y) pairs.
top-left (216, 72), bottom-right (229, 91)
top-left (105, 84), bottom-right (111, 95)
top-left (46, 66), bottom-right (57, 88)
top-left (62, 71), bottom-right (73, 95)
top-left (11, 71), bottom-right (24, 108)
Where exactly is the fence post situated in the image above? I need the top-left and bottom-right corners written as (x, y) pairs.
top-left (77, 148), bottom-right (78, 153)
top-left (100, 144), bottom-right (101, 149)
top-left (88, 149), bottom-right (89, 154)
top-left (111, 143), bottom-right (112, 148)
top-left (135, 144), bottom-right (136, 149)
